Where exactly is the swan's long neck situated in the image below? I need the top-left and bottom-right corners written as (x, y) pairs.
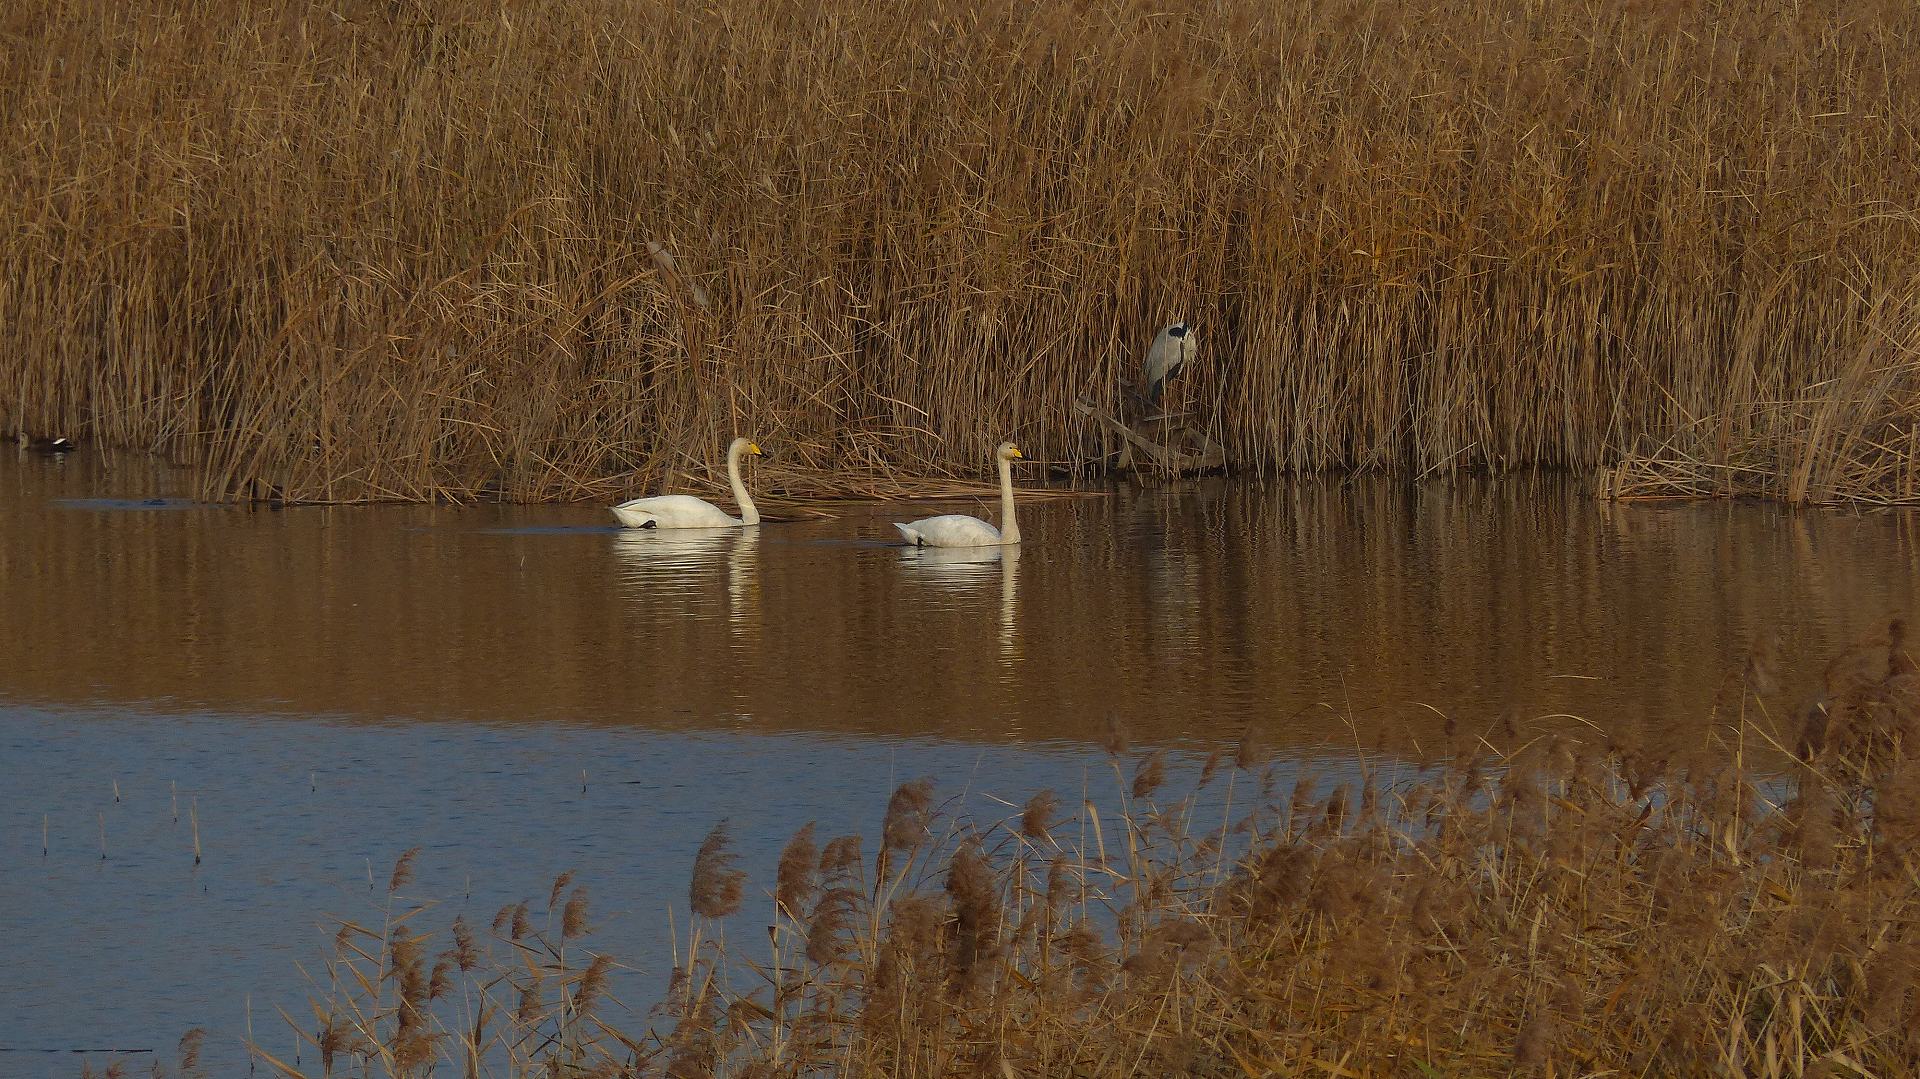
top-left (997, 455), bottom-right (1019, 544)
top-left (728, 443), bottom-right (759, 525)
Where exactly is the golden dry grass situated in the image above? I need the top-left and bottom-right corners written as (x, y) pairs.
top-left (221, 619), bottom-right (1920, 1078)
top-left (4, 0), bottom-right (1918, 502)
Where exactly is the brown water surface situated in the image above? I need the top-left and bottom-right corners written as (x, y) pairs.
top-left (4, 452), bottom-right (1913, 749)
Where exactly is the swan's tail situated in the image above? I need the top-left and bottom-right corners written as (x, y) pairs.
top-left (893, 523), bottom-right (923, 546)
top-left (611, 505), bottom-right (658, 529)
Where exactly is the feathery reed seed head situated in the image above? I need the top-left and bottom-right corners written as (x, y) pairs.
top-left (819, 834), bottom-right (863, 881)
top-left (1020, 790), bottom-right (1060, 839)
top-left (775, 822), bottom-right (820, 918)
top-left (882, 779), bottom-right (935, 853)
top-left (449, 914), bottom-right (478, 972)
top-left (561, 885), bottom-right (590, 940)
top-left (690, 819), bottom-right (746, 919)
top-left (1131, 750), bottom-right (1169, 801)
top-left (388, 847), bottom-right (420, 894)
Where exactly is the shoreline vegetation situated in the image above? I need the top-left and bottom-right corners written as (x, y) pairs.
top-left (4, 0), bottom-right (1919, 505)
top-left (90, 618), bottom-right (1912, 1078)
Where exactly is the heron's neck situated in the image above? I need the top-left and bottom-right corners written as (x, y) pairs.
top-left (728, 444), bottom-right (759, 525)
top-left (998, 456), bottom-right (1019, 544)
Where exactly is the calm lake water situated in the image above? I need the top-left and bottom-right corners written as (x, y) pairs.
top-left (3, 450), bottom-right (1917, 1072)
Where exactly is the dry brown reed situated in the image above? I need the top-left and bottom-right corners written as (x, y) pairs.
top-left (387, 847), bottom-right (420, 894)
top-left (249, 618), bottom-right (1920, 1077)
top-left (6, 0), bottom-right (1919, 503)
top-left (1600, 286), bottom-right (1920, 504)
top-left (1018, 790), bottom-right (1059, 840)
top-left (689, 821), bottom-right (745, 920)
top-left (772, 821), bottom-right (819, 921)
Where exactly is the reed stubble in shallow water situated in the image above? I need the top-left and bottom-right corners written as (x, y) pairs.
top-left (202, 620), bottom-right (1920, 1078)
top-left (2, 0), bottom-right (1918, 504)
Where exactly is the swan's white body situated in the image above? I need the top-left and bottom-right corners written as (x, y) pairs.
top-left (894, 443), bottom-right (1024, 548)
top-left (895, 513), bottom-right (1005, 547)
top-left (612, 438), bottom-right (762, 528)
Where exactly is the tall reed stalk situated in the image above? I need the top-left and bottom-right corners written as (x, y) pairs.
top-left (3, 0), bottom-right (1917, 502)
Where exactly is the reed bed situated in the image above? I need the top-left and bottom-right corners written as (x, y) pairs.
top-left (3, 0), bottom-right (1918, 503)
top-left (202, 618), bottom-right (1920, 1078)
top-left (1600, 288), bottom-right (1920, 504)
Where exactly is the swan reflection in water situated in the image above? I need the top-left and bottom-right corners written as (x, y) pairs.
top-left (898, 542), bottom-right (1021, 655)
top-left (613, 526), bottom-right (760, 630)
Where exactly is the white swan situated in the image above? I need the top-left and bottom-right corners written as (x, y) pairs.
top-left (894, 442), bottom-right (1024, 547)
top-left (611, 438), bottom-right (762, 528)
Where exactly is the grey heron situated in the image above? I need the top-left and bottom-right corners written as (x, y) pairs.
top-left (1142, 322), bottom-right (1196, 407)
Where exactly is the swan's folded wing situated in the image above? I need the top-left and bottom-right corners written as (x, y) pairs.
top-left (611, 494), bottom-right (734, 528)
top-left (611, 503), bottom-right (659, 528)
top-left (894, 513), bottom-right (1001, 547)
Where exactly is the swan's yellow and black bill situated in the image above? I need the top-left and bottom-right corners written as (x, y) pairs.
top-left (747, 442), bottom-right (764, 455)
top-left (1008, 446), bottom-right (1023, 458)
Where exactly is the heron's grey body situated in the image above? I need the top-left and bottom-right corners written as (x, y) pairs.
top-left (1142, 322), bottom-right (1196, 406)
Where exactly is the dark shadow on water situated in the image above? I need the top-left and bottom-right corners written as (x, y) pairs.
top-left (475, 524), bottom-right (630, 535)
top-left (54, 497), bottom-right (209, 512)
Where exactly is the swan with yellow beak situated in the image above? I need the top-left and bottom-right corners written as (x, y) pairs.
top-left (894, 442), bottom-right (1025, 547)
top-left (612, 437), bottom-right (764, 528)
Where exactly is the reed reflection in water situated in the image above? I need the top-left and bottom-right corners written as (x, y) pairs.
top-left (4, 455), bottom-right (1919, 752)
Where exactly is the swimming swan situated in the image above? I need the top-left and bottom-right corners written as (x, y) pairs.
top-left (894, 442), bottom-right (1024, 547)
top-left (611, 438), bottom-right (762, 528)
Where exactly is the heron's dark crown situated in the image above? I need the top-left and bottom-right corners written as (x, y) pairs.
top-left (1167, 324), bottom-right (1188, 338)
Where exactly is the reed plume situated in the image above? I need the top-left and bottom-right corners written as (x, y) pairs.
top-left (1130, 750), bottom-right (1169, 801)
top-left (176, 1029), bottom-right (204, 1077)
top-left (945, 840), bottom-right (1000, 994)
top-left (774, 822), bottom-right (819, 919)
top-left (560, 886), bottom-right (589, 941)
top-left (690, 820), bottom-right (745, 919)
top-left (388, 848), bottom-right (420, 894)
top-left (547, 871), bottom-right (575, 911)
top-left (448, 916), bottom-right (478, 972)
top-left (1019, 790), bottom-right (1059, 840)
top-left (818, 835), bottom-right (863, 882)
top-left (880, 780), bottom-right (935, 854)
